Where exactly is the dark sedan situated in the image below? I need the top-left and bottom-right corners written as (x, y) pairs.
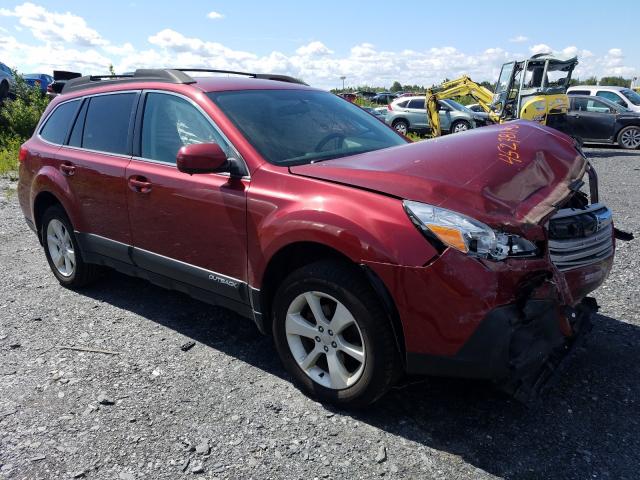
top-left (569, 95), bottom-right (640, 149)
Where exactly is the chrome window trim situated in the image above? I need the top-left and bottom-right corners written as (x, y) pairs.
top-left (137, 89), bottom-right (250, 178)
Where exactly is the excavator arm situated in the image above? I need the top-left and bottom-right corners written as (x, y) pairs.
top-left (426, 76), bottom-right (499, 137)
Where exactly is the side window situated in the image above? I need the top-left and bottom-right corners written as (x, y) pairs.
top-left (39, 100), bottom-right (80, 145)
top-left (396, 100), bottom-right (408, 108)
top-left (586, 99), bottom-right (612, 113)
top-left (68, 99), bottom-right (88, 147)
top-left (572, 98), bottom-right (589, 112)
top-left (83, 93), bottom-right (136, 155)
top-left (568, 90), bottom-right (590, 96)
top-left (407, 99), bottom-right (425, 109)
top-left (141, 92), bottom-right (229, 164)
top-left (596, 91), bottom-right (626, 106)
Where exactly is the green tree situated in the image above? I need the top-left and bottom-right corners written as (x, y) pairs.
top-left (599, 76), bottom-right (631, 87)
top-left (0, 71), bottom-right (50, 138)
top-left (108, 64), bottom-right (116, 76)
top-left (390, 81), bottom-right (402, 92)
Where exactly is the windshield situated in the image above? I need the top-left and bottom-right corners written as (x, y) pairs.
top-left (621, 88), bottom-right (640, 106)
top-left (442, 99), bottom-right (471, 112)
top-left (208, 89), bottom-right (406, 166)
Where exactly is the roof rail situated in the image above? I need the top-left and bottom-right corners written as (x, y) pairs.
top-left (174, 68), bottom-right (308, 85)
top-left (62, 68), bottom-right (307, 94)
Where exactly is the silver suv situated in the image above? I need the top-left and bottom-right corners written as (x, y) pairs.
top-left (384, 96), bottom-right (490, 135)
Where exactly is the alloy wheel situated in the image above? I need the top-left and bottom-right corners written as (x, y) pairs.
top-left (46, 219), bottom-right (75, 277)
top-left (285, 291), bottom-right (365, 390)
top-left (621, 127), bottom-right (640, 149)
top-left (394, 122), bottom-right (408, 135)
top-left (453, 122), bottom-right (470, 133)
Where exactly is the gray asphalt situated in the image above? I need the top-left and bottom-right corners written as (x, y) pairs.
top-left (0, 145), bottom-right (638, 479)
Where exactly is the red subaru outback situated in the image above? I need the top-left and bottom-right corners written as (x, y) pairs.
top-left (18, 69), bottom-right (616, 407)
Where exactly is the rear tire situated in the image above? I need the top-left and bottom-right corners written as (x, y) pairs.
top-left (617, 126), bottom-right (640, 149)
top-left (272, 260), bottom-right (400, 408)
top-left (392, 119), bottom-right (409, 136)
top-left (41, 205), bottom-right (99, 288)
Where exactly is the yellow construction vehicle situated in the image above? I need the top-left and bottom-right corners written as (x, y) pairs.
top-left (426, 53), bottom-right (579, 137)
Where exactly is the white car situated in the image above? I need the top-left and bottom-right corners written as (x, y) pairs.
top-left (567, 85), bottom-right (640, 113)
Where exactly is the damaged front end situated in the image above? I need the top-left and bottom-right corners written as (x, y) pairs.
top-left (395, 152), bottom-right (622, 402)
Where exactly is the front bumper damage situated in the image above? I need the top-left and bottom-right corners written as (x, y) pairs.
top-left (404, 295), bottom-right (597, 403)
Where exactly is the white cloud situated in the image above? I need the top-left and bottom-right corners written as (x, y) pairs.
top-left (0, 2), bottom-right (107, 46)
top-left (295, 41), bottom-right (333, 57)
top-left (207, 11), bottom-right (224, 20)
top-left (509, 35), bottom-right (528, 43)
top-left (529, 44), bottom-right (553, 55)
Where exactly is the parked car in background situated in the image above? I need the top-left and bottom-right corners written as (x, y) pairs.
top-left (568, 95), bottom-right (640, 149)
top-left (0, 61), bottom-right (15, 101)
top-left (356, 90), bottom-right (377, 100)
top-left (567, 85), bottom-right (640, 113)
top-left (24, 73), bottom-right (54, 94)
top-left (372, 92), bottom-right (397, 104)
top-left (385, 96), bottom-right (491, 135)
top-left (18, 68), bottom-right (614, 407)
top-left (338, 92), bottom-right (357, 102)
top-left (466, 103), bottom-right (486, 113)
top-left (47, 70), bottom-right (82, 99)
top-left (360, 106), bottom-right (385, 121)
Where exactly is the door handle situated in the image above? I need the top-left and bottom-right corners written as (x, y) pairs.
top-left (128, 176), bottom-right (152, 193)
top-left (60, 163), bottom-right (76, 176)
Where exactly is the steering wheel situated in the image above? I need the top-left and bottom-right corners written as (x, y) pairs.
top-left (314, 132), bottom-right (346, 152)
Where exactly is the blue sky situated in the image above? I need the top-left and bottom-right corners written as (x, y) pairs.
top-left (1, 1), bottom-right (638, 89)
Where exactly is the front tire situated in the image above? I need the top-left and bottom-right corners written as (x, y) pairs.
top-left (272, 261), bottom-right (400, 407)
top-left (451, 120), bottom-right (471, 134)
top-left (617, 126), bottom-right (640, 149)
top-left (41, 205), bottom-right (99, 288)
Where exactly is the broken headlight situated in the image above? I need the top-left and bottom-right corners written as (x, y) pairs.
top-left (403, 200), bottom-right (537, 260)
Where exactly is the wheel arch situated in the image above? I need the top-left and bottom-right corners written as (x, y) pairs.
top-left (256, 240), bottom-right (406, 363)
top-left (33, 190), bottom-right (65, 244)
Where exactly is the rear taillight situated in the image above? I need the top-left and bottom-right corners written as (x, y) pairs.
top-left (387, 104), bottom-right (392, 110)
top-left (46, 84), bottom-right (53, 93)
top-left (19, 145), bottom-right (28, 163)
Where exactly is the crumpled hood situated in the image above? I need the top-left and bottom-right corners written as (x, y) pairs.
top-left (290, 121), bottom-right (586, 230)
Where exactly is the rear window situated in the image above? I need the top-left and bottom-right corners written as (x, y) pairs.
top-left (39, 100), bottom-right (80, 145)
top-left (568, 90), bottom-right (590, 95)
top-left (82, 93), bottom-right (136, 155)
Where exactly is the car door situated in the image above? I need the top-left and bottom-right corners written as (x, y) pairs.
top-left (406, 99), bottom-right (428, 129)
top-left (568, 97), bottom-right (616, 142)
top-left (437, 101), bottom-right (453, 131)
top-left (57, 92), bottom-right (137, 251)
top-left (125, 90), bottom-right (249, 305)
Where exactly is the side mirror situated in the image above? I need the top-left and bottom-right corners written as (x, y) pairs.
top-left (177, 143), bottom-right (229, 175)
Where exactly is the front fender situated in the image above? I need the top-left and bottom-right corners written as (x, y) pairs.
top-left (246, 168), bottom-right (439, 287)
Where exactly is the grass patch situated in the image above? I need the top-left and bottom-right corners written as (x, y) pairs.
top-left (0, 134), bottom-right (22, 178)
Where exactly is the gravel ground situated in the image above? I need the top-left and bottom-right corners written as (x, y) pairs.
top-left (1, 146), bottom-right (638, 480)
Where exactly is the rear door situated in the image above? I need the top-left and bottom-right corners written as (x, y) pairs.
top-left (57, 92), bottom-right (138, 253)
top-left (125, 91), bottom-right (249, 305)
top-left (406, 98), bottom-right (428, 129)
top-left (568, 97), bottom-right (616, 142)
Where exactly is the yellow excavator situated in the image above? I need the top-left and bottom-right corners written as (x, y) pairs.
top-left (426, 53), bottom-right (579, 137)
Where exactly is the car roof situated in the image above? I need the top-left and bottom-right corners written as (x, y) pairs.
top-left (568, 85), bottom-right (626, 91)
